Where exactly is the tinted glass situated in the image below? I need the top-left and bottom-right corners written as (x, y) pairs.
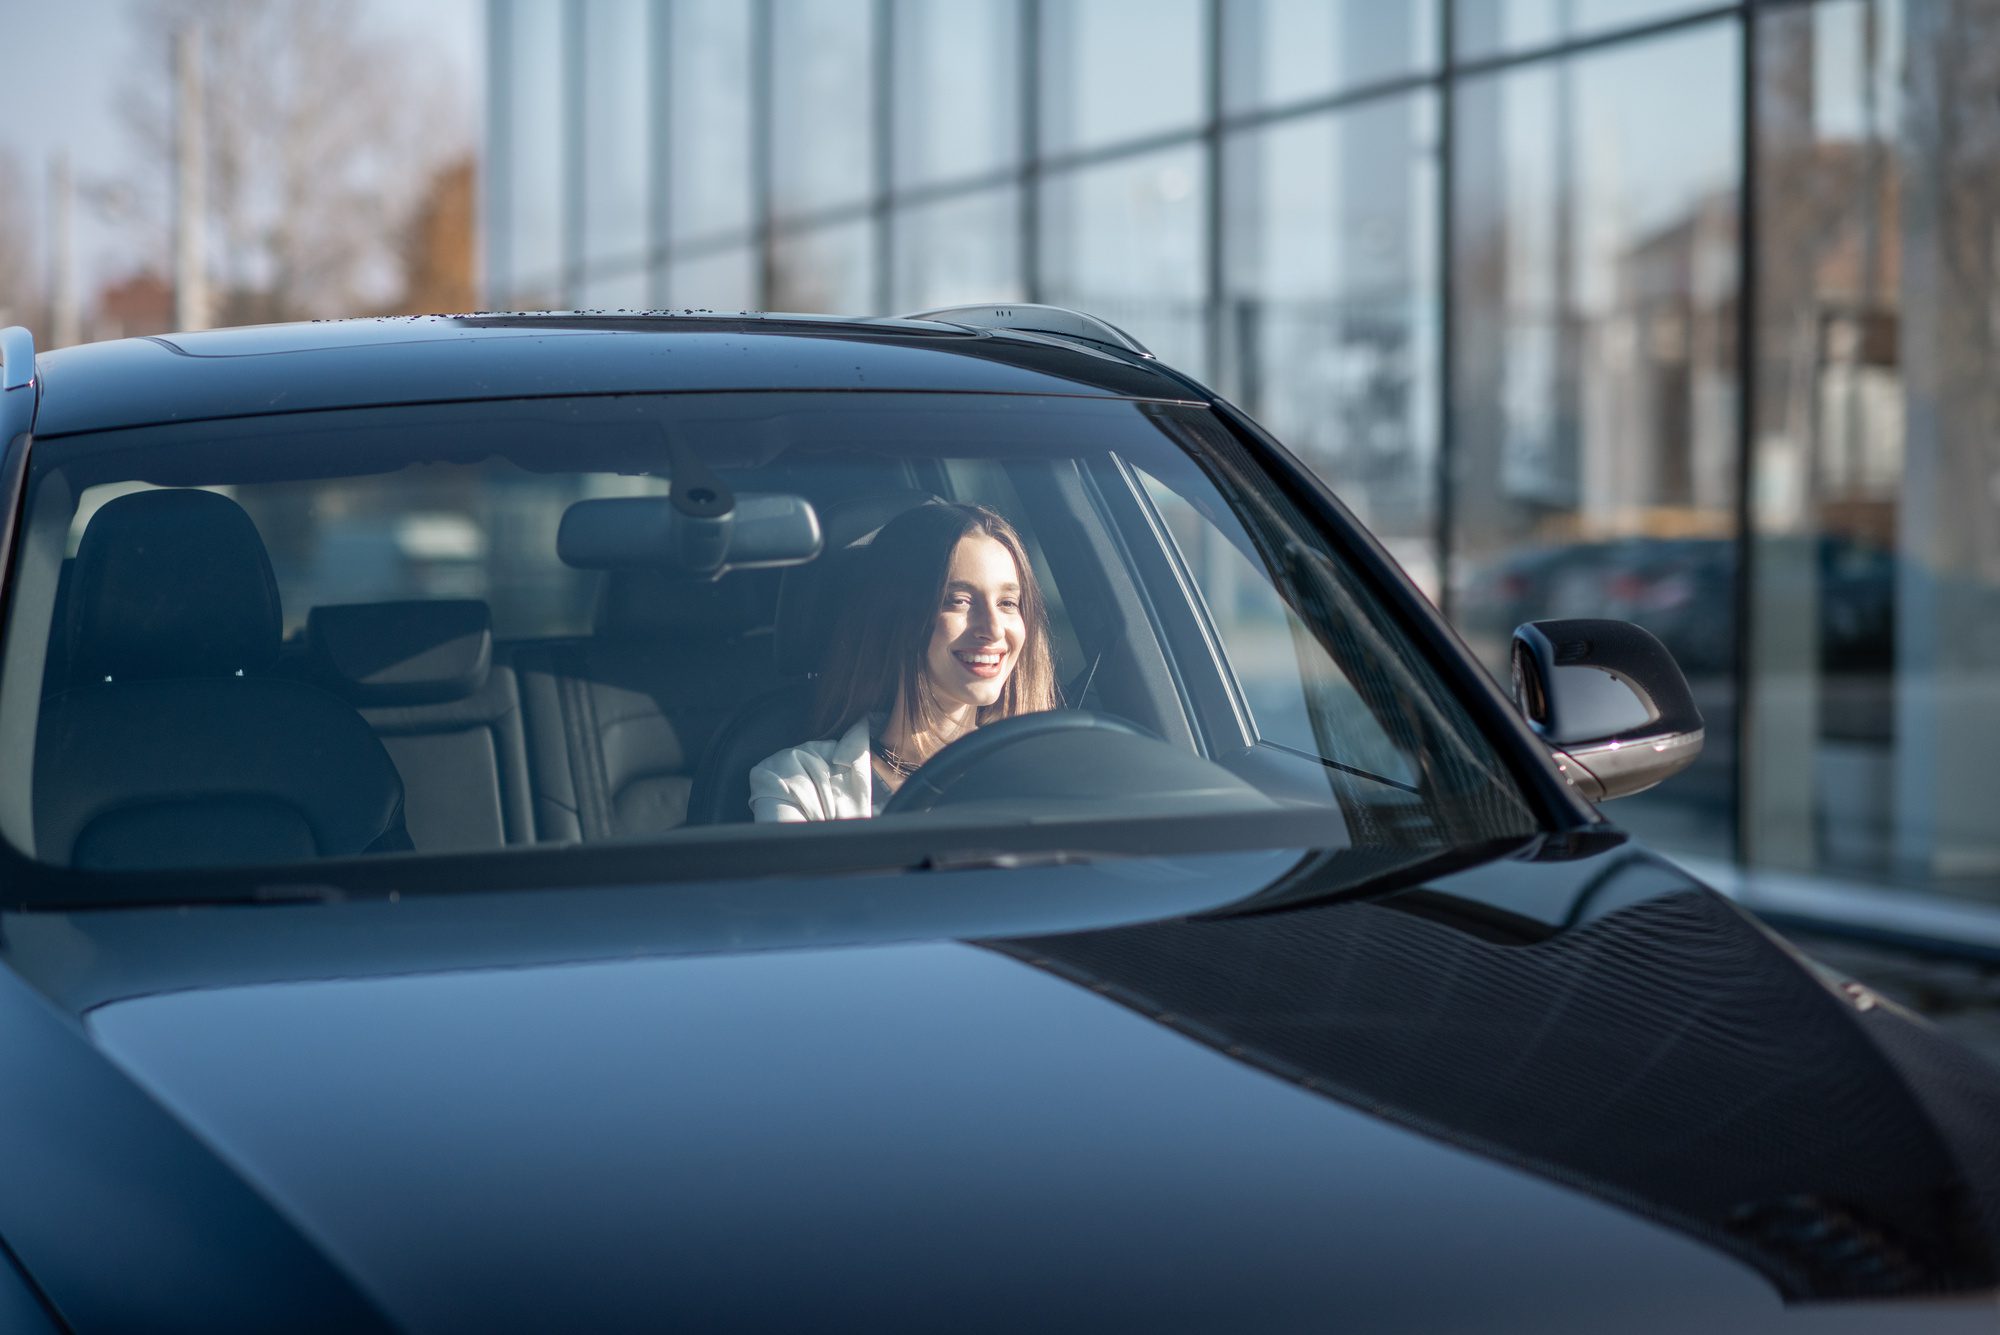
top-left (1039, 146), bottom-right (1207, 372)
top-left (579, 267), bottom-right (650, 311)
top-left (1455, 0), bottom-right (1722, 58)
top-left (1748, 0), bottom-right (2000, 906)
top-left (889, 188), bottom-right (1024, 310)
top-left (666, 0), bottom-right (755, 243)
top-left (1222, 94), bottom-right (1440, 598)
top-left (892, 0), bottom-right (1020, 188)
top-left (1222, 0), bottom-right (1437, 112)
top-left (1039, 0), bottom-right (1203, 154)
top-left (1450, 23), bottom-right (1739, 857)
top-left (655, 245), bottom-right (760, 312)
top-left (65, 469), bottom-right (669, 643)
top-left (493, 0), bottom-right (565, 305)
top-left (1137, 469), bottom-right (1418, 785)
top-left (771, 0), bottom-right (877, 219)
top-left (770, 220), bottom-right (878, 313)
top-left (1, 390), bottom-right (1540, 880)
top-left (580, 0), bottom-right (651, 273)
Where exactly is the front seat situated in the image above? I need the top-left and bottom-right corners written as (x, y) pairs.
top-left (684, 491), bottom-right (936, 825)
top-left (35, 489), bottom-right (412, 870)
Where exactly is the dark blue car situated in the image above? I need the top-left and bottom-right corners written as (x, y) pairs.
top-left (0, 310), bottom-right (1992, 1332)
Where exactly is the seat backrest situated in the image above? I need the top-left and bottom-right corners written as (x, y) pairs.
top-left (37, 678), bottom-right (411, 868)
top-left (306, 599), bottom-right (534, 852)
top-left (682, 682), bottom-right (814, 826)
top-left (514, 570), bottom-right (781, 842)
top-left (35, 489), bottom-right (409, 869)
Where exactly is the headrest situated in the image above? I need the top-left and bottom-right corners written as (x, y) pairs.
top-left (307, 600), bottom-right (493, 706)
top-left (774, 490), bottom-right (936, 677)
top-left (69, 488), bottom-right (282, 682)
top-left (593, 571), bottom-right (765, 641)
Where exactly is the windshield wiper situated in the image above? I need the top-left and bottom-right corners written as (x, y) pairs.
top-left (917, 847), bottom-right (1114, 873)
top-left (1203, 832), bottom-right (1545, 920)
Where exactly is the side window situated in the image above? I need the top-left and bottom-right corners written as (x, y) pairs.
top-left (69, 465), bottom-right (671, 640)
top-left (1135, 466), bottom-right (1417, 786)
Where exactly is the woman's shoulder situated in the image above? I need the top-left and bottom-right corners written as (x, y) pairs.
top-left (749, 740), bottom-right (828, 785)
top-left (750, 717), bottom-right (873, 780)
top-left (748, 718), bottom-right (874, 823)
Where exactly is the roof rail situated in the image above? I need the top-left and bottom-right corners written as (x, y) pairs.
top-left (1, 326), bottom-right (34, 393)
top-left (906, 304), bottom-right (1152, 357)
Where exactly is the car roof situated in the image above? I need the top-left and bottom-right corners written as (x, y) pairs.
top-left (30, 312), bottom-right (1200, 437)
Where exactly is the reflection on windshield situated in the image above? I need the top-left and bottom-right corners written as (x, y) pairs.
top-left (994, 841), bottom-right (2000, 1302)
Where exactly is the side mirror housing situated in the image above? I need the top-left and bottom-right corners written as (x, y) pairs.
top-left (1510, 619), bottom-right (1704, 802)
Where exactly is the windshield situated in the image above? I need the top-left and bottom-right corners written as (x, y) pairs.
top-left (0, 391), bottom-right (1541, 896)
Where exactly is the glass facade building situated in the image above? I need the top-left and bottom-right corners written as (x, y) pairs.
top-left (484, 0), bottom-right (2000, 908)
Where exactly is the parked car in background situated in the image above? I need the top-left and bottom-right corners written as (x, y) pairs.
top-left (0, 311), bottom-right (1993, 1332)
top-left (1458, 536), bottom-right (1737, 677)
top-left (1456, 531), bottom-right (1896, 681)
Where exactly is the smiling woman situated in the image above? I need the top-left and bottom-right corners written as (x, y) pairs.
top-left (748, 502), bottom-right (1059, 822)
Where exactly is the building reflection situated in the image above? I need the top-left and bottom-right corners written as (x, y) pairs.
top-left (481, 0), bottom-right (2000, 909)
top-left (991, 834), bottom-right (2000, 1301)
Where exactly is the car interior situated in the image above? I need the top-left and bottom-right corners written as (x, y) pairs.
top-left (1, 392), bottom-right (1535, 873)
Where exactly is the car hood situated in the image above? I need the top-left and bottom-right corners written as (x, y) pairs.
top-left (13, 839), bottom-right (2000, 1333)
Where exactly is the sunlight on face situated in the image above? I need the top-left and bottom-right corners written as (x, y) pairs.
top-left (924, 534), bottom-right (1026, 719)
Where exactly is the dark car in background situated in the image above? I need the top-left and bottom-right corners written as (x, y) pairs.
top-left (0, 310), bottom-right (1994, 1333)
top-left (1455, 531), bottom-right (1896, 681)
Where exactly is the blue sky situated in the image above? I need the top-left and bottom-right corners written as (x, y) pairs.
top-left (7, 0), bottom-right (482, 298)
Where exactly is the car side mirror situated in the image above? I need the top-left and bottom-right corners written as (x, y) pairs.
top-left (1510, 619), bottom-right (1704, 802)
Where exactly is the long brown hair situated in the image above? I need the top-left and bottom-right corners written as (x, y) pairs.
top-left (811, 501), bottom-right (1057, 746)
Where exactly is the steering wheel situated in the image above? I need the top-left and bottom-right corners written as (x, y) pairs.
top-left (880, 709), bottom-right (1270, 817)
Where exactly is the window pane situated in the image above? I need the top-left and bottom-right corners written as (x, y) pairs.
top-left (494, 0), bottom-right (564, 305)
top-left (581, 0), bottom-right (651, 272)
top-left (1222, 0), bottom-right (1436, 112)
top-left (892, 0), bottom-right (1020, 188)
top-left (656, 246), bottom-right (760, 312)
top-left (771, 220), bottom-right (878, 313)
top-left (1039, 147), bottom-right (1207, 373)
top-left (1222, 95), bottom-right (1440, 598)
top-left (67, 468), bottom-right (666, 647)
top-left (667, 0), bottom-right (754, 243)
top-left (1749, 0), bottom-right (2000, 905)
top-left (1450, 24), bottom-right (1740, 857)
top-left (1039, 0), bottom-right (1203, 155)
top-left (1455, 0), bottom-right (1721, 59)
top-left (889, 189), bottom-right (1024, 310)
top-left (771, 0), bottom-right (877, 219)
top-left (1138, 468), bottom-right (1418, 786)
top-left (579, 266), bottom-right (650, 310)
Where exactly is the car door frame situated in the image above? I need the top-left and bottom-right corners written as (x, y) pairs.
top-left (0, 327), bottom-right (37, 607)
top-left (1083, 451), bottom-right (1258, 755)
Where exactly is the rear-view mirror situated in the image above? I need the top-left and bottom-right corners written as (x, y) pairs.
top-left (557, 493), bottom-right (823, 577)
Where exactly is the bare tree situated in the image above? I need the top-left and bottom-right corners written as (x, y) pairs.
top-left (0, 149), bottom-right (40, 334)
top-left (121, 0), bottom-right (470, 323)
top-left (390, 154), bottom-right (478, 317)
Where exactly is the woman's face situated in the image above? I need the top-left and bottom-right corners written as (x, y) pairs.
top-left (922, 533), bottom-right (1027, 719)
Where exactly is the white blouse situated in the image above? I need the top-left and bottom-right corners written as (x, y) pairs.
top-left (748, 717), bottom-right (876, 822)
